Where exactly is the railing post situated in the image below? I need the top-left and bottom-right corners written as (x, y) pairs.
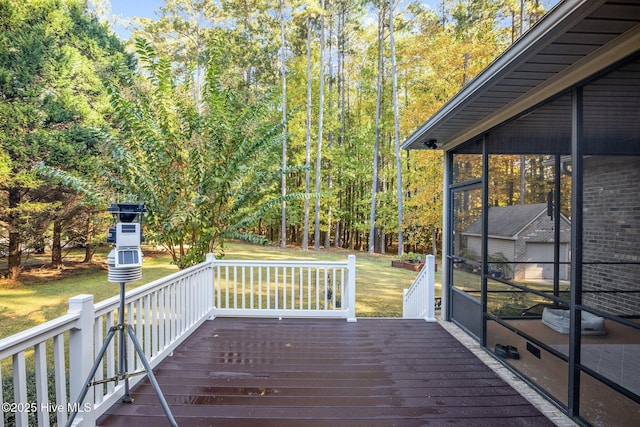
top-left (347, 255), bottom-right (357, 322)
top-left (68, 294), bottom-right (96, 426)
top-left (402, 289), bottom-right (409, 318)
top-left (206, 253), bottom-right (216, 319)
top-left (425, 255), bottom-right (436, 322)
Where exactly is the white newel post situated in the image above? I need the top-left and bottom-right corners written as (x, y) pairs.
top-left (347, 255), bottom-right (357, 322)
top-left (68, 294), bottom-right (96, 426)
top-left (425, 255), bottom-right (436, 322)
top-left (206, 253), bottom-right (216, 319)
top-left (402, 289), bottom-right (409, 318)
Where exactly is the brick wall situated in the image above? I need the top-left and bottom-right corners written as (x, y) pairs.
top-left (582, 156), bottom-right (640, 316)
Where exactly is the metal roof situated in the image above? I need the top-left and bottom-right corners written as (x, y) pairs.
top-left (402, 0), bottom-right (640, 151)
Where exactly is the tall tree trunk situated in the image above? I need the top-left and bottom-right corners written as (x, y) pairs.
top-left (302, 16), bottom-right (312, 251)
top-left (52, 219), bottom-right (62, 269)
top-left (325, 6), bottom-right (334, 249)
top-left (369, 4), bottom-right (385, 254)
top-left (83, 215), bottom-right (95, 263)
top-left (334, 5), bottom-right (345, 249)
top-left (390, 0), bottom-right (404, 256)
top-left (314, 0), bottom-right (326, 251)
top-left (7, 187), bottom-right (21, 279)
top-left (279, 0), bottom-right (288, 249)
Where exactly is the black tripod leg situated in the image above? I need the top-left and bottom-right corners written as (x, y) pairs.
top-left (127, 325), bottom-right (178, 427)
top-left (65, 327), bottom-right (117, 427)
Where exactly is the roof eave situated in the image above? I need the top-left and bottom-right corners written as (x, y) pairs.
top-left (401, 0), bottom-right (606, 152)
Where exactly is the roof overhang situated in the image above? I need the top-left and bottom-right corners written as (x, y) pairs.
top-left (403, 0), bottom-right (640, 151)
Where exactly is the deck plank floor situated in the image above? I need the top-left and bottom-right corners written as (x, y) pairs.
top-left (97, 318), bottom-right (555, 427)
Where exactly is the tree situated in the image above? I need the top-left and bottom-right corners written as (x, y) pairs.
top-left (279, 0), bottom-right (289, 249)
top-left (0, 0), bottom-right (128, 278)
top-left (105, 39), bottom-right (299, 267)
top-left (368, 1), bottom-right (385, 254)
top-left (389, 0), bottom-right (404, 256)
top-left (313, 0), bottom-right (327, 251)
top-left (301, 8), bottom-right (314, 251)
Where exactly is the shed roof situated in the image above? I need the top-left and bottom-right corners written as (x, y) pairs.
top-left (464, 203), bottom-right (554, 239)
top-left (402, 0), bottom-right (640, 151)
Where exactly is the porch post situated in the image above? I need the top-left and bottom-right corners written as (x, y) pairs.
top-left (568, 86), bottom-right (584, 417)
top-left (206, 253), bottom-right (216, 320)
top-left (425, 255), bottom-right (436, 322)
top-left (347, 255), bottom-right (357, 322)
top-left (441, 150), bottom-right (452, 320)
top-left (68, 294), bottom-right (96, 426)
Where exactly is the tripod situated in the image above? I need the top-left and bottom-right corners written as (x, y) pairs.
top-left (66, 282), bottom-right (177, 427)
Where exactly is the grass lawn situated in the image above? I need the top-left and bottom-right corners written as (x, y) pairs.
top-left (0, 248), bottom-right (179, 339)
top-left (0, 242), bottom-right (442, 340)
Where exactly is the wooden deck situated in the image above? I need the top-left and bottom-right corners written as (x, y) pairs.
top-left (97, 318), bottom-right (555, 427)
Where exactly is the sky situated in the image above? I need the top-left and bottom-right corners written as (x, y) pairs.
top-left (107, 0), bottom-right (443, 39)
top-left (110, 0), bottom-right (163, 20)
top-left (109, 0), bottom-right (164, 38)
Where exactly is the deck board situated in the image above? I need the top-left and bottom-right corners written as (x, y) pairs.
top-left (97, 318), bottom-right (555, 426)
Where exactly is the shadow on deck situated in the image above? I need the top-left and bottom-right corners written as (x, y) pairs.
top-left (97, 318), bottom-right (555, 427)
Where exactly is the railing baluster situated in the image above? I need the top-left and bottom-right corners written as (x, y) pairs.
top-left (152, 291), bottom-right (158, 356)
top-left (53, 335), bottom-right (67, 427)
top-left (283, 266), bottom-right (287, 310)
top-left (250, 267), bottom-right (255, 309)
top-left (341, 268), bottom-right (345, 308)
top-left (13, 352), bottom-right (28, 427)
top-left (275, 267), bottom-right (279, 310)
top-left (290, 267), bottom-right (295, 310)
top-left (224, 266), bottom-right (229, 308)
top-left (241, 266), bottom-right (246, 309)
top-left (144, 294), bottom-right (151, 357)
top-left (266, 267), bottom-right (271, 310)
top-left (136, 298), bottom-right (143, 369)
top-left (106, 312), bottom-right (115, 394)
top-left (34, 342), bottom-right (49, 427)
top-left (127, 301), bottom-right (135, 372)
top-left (158, 289), bottom-right (166, 351)
top-left (216, 265), bottom-right (221, 309)
top-left (94, 318), bottom-right (104, 403)
top-left (258, 267), bottom-right (263, 309)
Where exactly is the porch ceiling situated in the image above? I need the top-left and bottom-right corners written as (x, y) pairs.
top-left (402, 0), bottom-right (640, 151)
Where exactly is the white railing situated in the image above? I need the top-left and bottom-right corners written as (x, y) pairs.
top-left (402, 254), bottom-right (437, 322)
top-left (0, 254), bottom-right (356, 427)
top-left (211, 254), bottom-right (357, 322)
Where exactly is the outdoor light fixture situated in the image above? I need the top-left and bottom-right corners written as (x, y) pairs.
top-left (66, 203), bottom-right (177, 427)
top-left (424, 139), bottom-right (438, 149)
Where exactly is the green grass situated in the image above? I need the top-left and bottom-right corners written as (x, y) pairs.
top-left (217, 242), bottom-right (442, 317)
top-left (0, 248), bottom-right (179, 339)
top-left (0, 243), bottom-right (443, 340)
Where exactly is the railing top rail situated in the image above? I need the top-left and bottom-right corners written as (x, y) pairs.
top-left (94, 261), bottom-right (211, 316)
top-left (0, 311), bottom-right (80, 359)
top-left (211, 259), bottom-right (349, 268)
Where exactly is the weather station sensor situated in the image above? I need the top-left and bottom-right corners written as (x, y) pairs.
top-left (105, 203), bottom-right (145, 282)
top-left (66, 203), bottom-right (177, 427)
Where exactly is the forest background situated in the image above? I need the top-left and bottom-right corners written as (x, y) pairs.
top-left (0, 0), bottom-right (557, 279)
